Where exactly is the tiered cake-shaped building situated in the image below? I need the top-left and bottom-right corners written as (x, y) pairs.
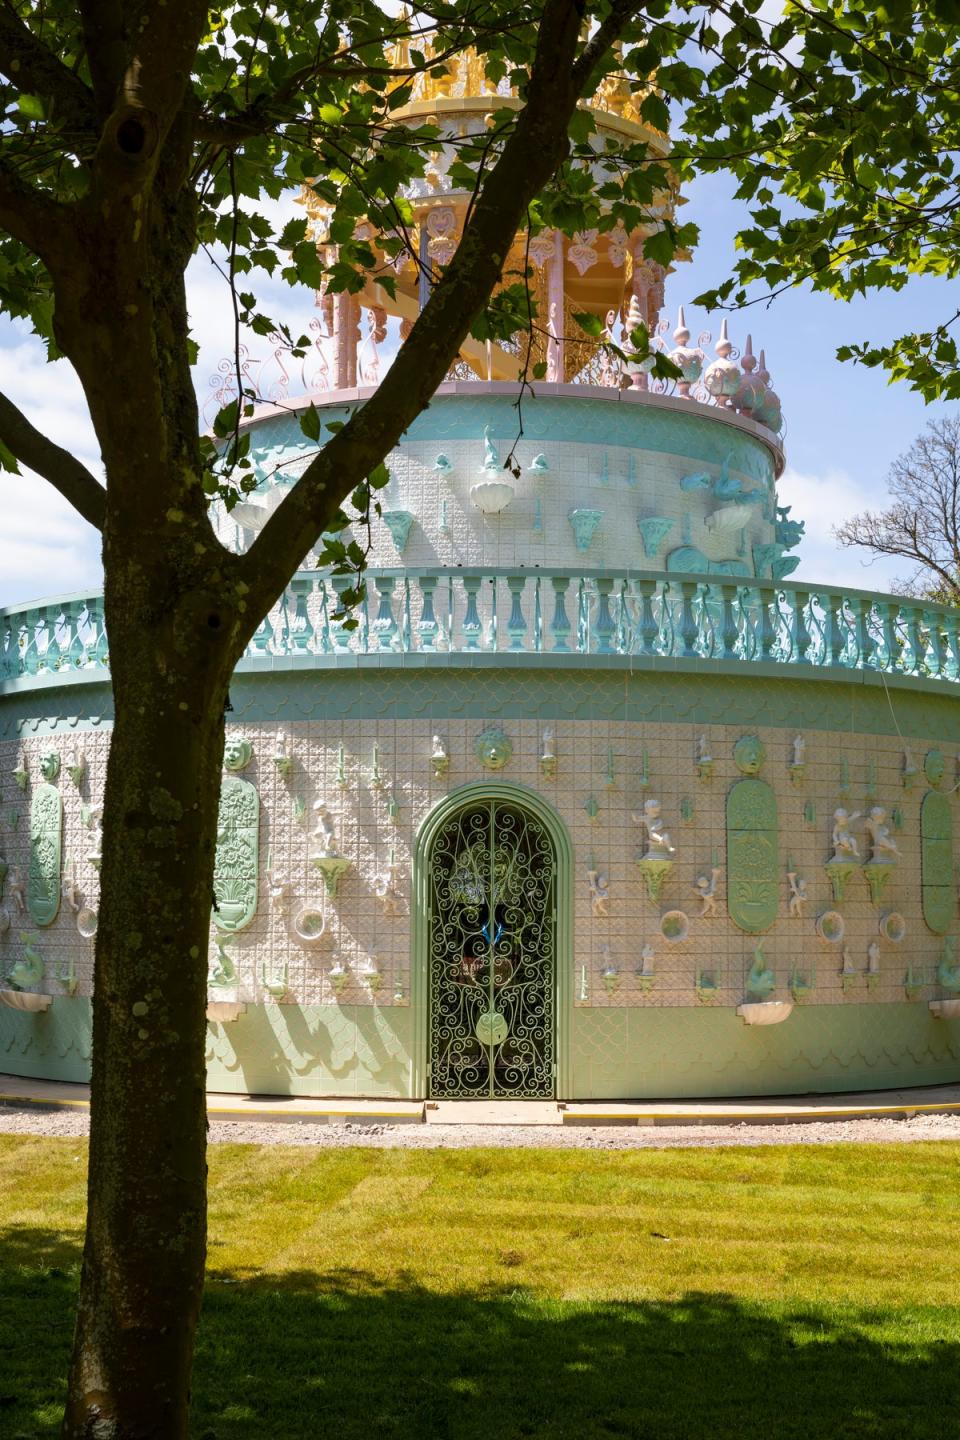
top-left (1, 56), bottom-right (959, 1101)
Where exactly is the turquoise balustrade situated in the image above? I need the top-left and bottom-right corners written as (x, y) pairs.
top-left (2, 571), bottom-right (960, 688)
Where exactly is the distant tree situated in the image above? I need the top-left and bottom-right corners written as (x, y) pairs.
top-left (835, 416), bottom-right (960, 603)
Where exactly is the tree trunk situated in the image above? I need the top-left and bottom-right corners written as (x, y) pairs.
top-left (61, 553), bottom-right (235, 1438)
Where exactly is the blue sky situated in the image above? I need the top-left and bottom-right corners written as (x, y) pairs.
top-left (0, 172), bottom-right (956, 610)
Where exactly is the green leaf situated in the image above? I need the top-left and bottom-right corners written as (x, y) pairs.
top-left (278, 217), bottom-right (309, 249)
top-left (212, 399), bottom-right (239, 438)
top-left (642, 229), bottom-right (675, 266)
top-left (639, 92), bottom-right (670, 132)
top-left (17, 95), bottom-right (45, 122)
top-left (572, 312), bottom-right (604, 338)
top-left (369, 462), bottom-right (390, 489)
top-left (0, 438), bottom-right (20, 474)
top-left (630, 323), bottom-right (650, 353)
top-left (299, 403), bottom-right (321, 442)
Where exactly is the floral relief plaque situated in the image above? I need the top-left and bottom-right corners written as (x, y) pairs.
top-left (28, 782), bottom-right (62, 927)
top-left (212, 776), bottom-right (260, 933)
top-left (726, 777), bottom-right (779, 934)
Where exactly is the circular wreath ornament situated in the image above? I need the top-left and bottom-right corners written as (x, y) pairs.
top-left (925, 750), bottom-right (946, 788)
top-left (879, 912), bottom-right (906, 944)
top-left (223, 737), bottom-right (253, 772)
top-left (816, 910), bottom-right (845, 944)
top-left (475, 1010), bottom-right (509, 1046)
top-left (660, 910), bottom-right (690, 943)
top-left (474, 726), bottom-right (513, 771)
top-left (733, 735), bottom-right (766, 775)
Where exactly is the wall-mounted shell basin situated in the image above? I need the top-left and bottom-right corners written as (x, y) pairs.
top-left (736, 1000), bottom-right (794, 1026)
top-left (704, 503), bottom-right (754, 534)
top-left (470, 480), bottom-right (514, 514)
top-left (929, 999), bottom-right (960, 1020)
top-left (0, 988), bottom-right (52, 1012)
top-left (206, 1000), bottom-right (247, 1024)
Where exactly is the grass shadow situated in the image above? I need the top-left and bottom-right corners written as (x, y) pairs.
top-left (3, 1228), bottom-right (959, 1438)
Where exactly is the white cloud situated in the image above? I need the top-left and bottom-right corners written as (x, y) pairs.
top-left (0, 334), bottom-right (103, 609)
top-left (0, 222), bottom-right (325, 609)
top-left (778, 463), bottom-right (901, 590)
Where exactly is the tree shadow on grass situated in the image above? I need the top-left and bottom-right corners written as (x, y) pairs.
top-left (3, 1231), bottom-right (959, 1439)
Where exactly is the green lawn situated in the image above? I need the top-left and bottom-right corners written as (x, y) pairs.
top-left (3, 1137), bottom-right (960, 1437)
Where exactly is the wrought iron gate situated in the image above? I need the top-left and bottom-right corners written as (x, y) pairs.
top-left (427, 798), bottom-right (556, 1098)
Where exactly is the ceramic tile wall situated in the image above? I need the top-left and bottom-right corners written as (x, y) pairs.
top-left (215, 400), bottom-right (778, 575)
top-left (369, 438), bottom-right (774, 572)
top-left (2, 719), bottom-right (954, 1015)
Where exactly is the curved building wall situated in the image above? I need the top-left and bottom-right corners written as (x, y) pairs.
top-left (2, 661), bottom-right (959, 1099)
top-left (219, 386), bottom-right (782, 577)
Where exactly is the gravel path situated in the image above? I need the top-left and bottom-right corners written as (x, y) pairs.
top-left (2, 1107), bottom-right (960, 1149)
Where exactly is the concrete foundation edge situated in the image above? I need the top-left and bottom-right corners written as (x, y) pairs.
top-left (2, 997), bottom-right (959, 1100)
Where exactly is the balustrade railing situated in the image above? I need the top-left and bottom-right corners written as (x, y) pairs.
top-left (3, 570), bottom-right (959, 688)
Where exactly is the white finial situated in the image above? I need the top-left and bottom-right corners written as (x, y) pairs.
top-left (674, 305), bottom-right (689, 343)
top-left (758, 348), bottom-right (770, 383)
top-left (716, 317), bottom-right (732, 357)
top-left (741, 334), bottom-right (756, 373)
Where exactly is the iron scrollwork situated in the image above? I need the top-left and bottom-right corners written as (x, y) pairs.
top-left (428, 801), bottom-right (556, 1098)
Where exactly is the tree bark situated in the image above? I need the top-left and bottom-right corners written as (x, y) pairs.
top-left (60, 537), bottom-right (237, 1437)
top-left (36, 7), bottom-right (640, 1433)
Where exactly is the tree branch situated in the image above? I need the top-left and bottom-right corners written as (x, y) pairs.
top-left (0, 3), bottom-right (97, 132)
top-left (238, 0), bottom-right (642, 624)
top-left (0, 154), bottom-right (71, 267)
top-left (0, 389), bottom-right (105, 531)
top-left (90, 0), bottom-right (212, 194)
top-left (77, 0), bottom-right (129, 118)
top-left (571, 0), bottom-right (642, 90)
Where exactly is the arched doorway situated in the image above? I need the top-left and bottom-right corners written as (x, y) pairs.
top-left (414, 784), bottom-right (571, 1099)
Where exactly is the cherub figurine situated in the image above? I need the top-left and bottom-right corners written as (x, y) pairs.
top-left (7, 865), bottom-right (25, 914)
top-left (587, 869), bottom-right (611, 918)
top-left (87, 805), bottom-right (104, 868)
top-left (310, 800), bottom-right (338, 860)
top-left (693, 867), bottom-right (721, 918)
top-left (831, 807), bottom-right (862, 861)
top-left (787, 870), bottom-right (808, 918)
top-left (632, 798), bottom-right (676, 857)
top-left (867, 940), bottom-right (881, 975)
top-left (864, 806), bottom-right (899, 861)
top-left (792, 735), bottom-right (805, 767)
top-left (61, 863), bottom-right (81, 914)
top-left (266, 865), bottom-right (289, 915)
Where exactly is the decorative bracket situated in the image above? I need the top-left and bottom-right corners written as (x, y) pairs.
top-left (568, 508), bottom-right (603, 552)
top-left (382, 510), bottom-right (415, 555)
